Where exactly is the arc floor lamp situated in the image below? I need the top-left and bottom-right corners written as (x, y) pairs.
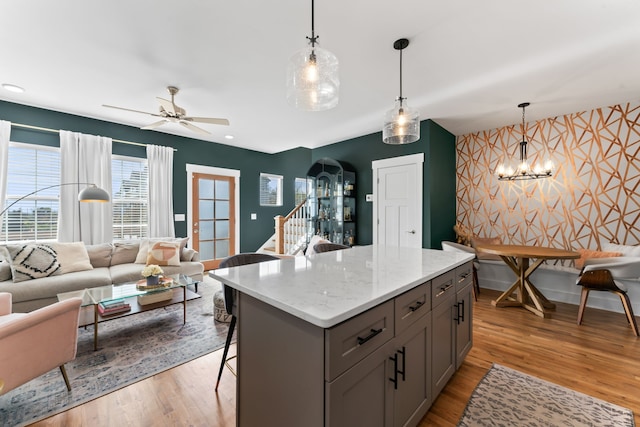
top-left (0, 183), bottom-right (110, 219)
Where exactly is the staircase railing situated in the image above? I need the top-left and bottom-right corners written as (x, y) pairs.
top-left (274, 198), bottom-right (309, 254)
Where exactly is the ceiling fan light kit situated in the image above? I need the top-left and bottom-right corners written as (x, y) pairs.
top-left (382, 38), bottom-right (420, 145)
top-left (103, 86), bottom-right (229, 136)
top-left (286, 0), bottom-right (339, 111)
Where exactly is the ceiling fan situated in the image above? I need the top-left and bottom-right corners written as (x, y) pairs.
top-left (103, 86), bottom-right (229, 135)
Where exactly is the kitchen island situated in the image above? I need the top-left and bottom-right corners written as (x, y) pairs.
top-left (210, 245), bottom-right (474, 427)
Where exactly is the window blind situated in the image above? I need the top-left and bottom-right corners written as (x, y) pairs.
top-left (112, 155), bottom-right (149, 240)
top-left (1, 143), bottom-right (60, 242)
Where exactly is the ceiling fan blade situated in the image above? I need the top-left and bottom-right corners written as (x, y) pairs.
top-left (179, 121), bottom-right (211, 135)
top-left (141, 120), bottom-right (168, 130)
top-left (185, 117), bottom-right (230, 126)
top-left (103, 104), bottom-right (159, 117)
top-left (156, 97), bottom-right (176, 115)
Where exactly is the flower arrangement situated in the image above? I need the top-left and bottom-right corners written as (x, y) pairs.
top-left (141, 264), bottom-right (164, 278)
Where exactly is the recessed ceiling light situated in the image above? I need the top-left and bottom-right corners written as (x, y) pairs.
top-left (225, 135), bottom-right (234, 140)
top-left (2, 84), bottom-right (25, 93)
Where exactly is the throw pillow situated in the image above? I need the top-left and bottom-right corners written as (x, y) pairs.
top-left (0, 260), bottom-right (11, 281)
top-left (52, 242), bottom-right (94, 274)
top-left (146, 241), bottom-right (181, 266)
top-left (111, 241), bottom-right (141, 265)
top-left (85, 243), bottom-right (113, 268)
top-left (135, 237), bottom-right (188, 264)
top-left (575, 249), bottom-right (622, 269)
top-left (6, 243), bottom-right (62, 282)
top-left (470, 236), bottom-right (503, 261)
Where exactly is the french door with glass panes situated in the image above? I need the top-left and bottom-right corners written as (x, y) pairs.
top-left (192, 173), bottom-right (236, 270)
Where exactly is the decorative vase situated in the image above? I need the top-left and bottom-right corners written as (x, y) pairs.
top-left (146, 275), bottom-right (160, 286)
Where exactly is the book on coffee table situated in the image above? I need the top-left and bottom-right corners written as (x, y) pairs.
top-left (98, 300), bottom-right (131, 315)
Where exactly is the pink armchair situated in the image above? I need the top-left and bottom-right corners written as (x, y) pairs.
top-left (0, 292), bottom-right (82, 395)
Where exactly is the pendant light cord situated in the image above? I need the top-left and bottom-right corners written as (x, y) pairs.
top-left (307, 0), bottom-right (318, 47)
top-left (520, 103), bottom-right (528, 163)
top-left (399, 48), bottom-right (404, 102)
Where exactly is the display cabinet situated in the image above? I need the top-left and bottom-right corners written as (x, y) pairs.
top-left (306, 158), bottom-right (356, 246)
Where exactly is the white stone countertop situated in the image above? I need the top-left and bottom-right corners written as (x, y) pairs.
top-left (209, 245), bottom-right (474, 328)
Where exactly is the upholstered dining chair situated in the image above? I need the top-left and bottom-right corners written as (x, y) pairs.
top-left (313, 242), bottom-right (350, 253)
top-left (576, 258), bottom-right (640, 336)
top-left (0, 292), bottom-right (82, 395)
top-left (441, 241), bottom-right (480, 301)
top-left (215, 252), bottom-right (280, 391)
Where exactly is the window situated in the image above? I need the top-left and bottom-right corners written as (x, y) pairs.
top-left (259, 173), bottom-right (283, 206)
top-left (1, 143), bottom-right (60, 243)
top-left (1, 144), bottom-right (150, 243)
top-left (294, 177), bottom-right (309, 205)
top-left (112, 155), bottom-right (148, 240)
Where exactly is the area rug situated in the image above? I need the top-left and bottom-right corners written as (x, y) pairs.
top-left (458, 363), bottom-right (635, 427)
top-left (0, 277), bottom-right (229, 427)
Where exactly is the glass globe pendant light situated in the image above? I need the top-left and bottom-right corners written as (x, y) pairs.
top-left (286, 0), bottom-right (339, 111)
top-left (383, 38), bottom-right (420, 144)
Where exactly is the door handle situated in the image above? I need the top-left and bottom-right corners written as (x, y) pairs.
top-left (406, 230), bottom-right (416, 234)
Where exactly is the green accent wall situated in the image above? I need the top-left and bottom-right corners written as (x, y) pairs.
top-left (0, 100), bottom-right (312, 252)
top-left (0, 100), bottom-right (455, 251)
top-left (312, 120), bottom-right (456, 248)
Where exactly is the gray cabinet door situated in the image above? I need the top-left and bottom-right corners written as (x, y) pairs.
top-left (326, 340), bottom-right (394, 427)
top-left (455, 282), bottom-right (473, 369)
top-left (393, 314), bottom-right (432, 427)
top-left (431, 293), bottom-right (455, 397)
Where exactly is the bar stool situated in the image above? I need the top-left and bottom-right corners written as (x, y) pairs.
top-left (214, 253), bottom-right (280, 391)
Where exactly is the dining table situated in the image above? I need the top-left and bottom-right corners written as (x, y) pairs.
top-left (475, 244), bottom-right (580, 318)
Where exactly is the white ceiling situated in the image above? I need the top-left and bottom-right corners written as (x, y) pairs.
top-left (2, 1), bottom-right (640, 154)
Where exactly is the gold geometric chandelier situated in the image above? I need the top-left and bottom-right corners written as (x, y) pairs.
top-left (496, 102), bottom-right (553, 181)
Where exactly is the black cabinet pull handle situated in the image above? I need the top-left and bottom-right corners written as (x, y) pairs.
top-left (409, 300), bottom-right (423, 312)
top-left (397, 346), bottom-right (406, 382)
top-left (389, 353), bottom-right (398, 390)
top-left (436, 282), bottom-right (454, 297)
top-left (357, 328), bottom-right (383, 345)
top-left (454, 300), bottom-right (465, 324)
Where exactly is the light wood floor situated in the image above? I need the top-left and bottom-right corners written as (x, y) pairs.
top-left (31, 288), bottom-right (640, 427)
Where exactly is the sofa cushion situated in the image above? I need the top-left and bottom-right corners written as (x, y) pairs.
top-left (111, 241), bottom-right (140, 265)
top-left (86, 243), bottom-right (113, 268)
top-left (5, 243), bottom-right (62, 282)
top-left (575, 248), bottom-right (623, 269)
top-left (52, 242), bottom-right (93, 274)
top-left (146, 241), bottom-right (181, 266)
top-left (602, 243), bottom-right (640, 258)
top-left (0, 267), bottom-right (112, 303)
top-left (135, 237), bottom-right (189, 264)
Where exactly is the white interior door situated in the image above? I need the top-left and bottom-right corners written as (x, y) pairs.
top-left (372, 153), bottom-right (424, 248)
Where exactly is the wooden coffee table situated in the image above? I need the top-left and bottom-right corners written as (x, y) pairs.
top-left (57, 274), bottom-right (200, 350)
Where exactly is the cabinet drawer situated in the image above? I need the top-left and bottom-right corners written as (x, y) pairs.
top-left (325, 300), bottom-right (394, 382)
top-left (431, 270), bottom-right (456, 309)
top-left (395, 282), bottom-right (430, 335)
top-left (456, 261), bottom-right (474, 292)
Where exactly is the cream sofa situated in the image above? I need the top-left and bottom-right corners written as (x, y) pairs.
top-left (0, 240), bottom-right (204, 312)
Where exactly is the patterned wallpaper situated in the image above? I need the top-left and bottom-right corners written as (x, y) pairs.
top-left (456, 101), bottom-right (640, 251)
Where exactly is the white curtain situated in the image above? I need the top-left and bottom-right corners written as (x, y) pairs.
top-left (0, 121), bottom-right (11, 213)
top-left (58, 130), bottom-right (113, 244)
top-left (147, 144), bottom-right (175, 238)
